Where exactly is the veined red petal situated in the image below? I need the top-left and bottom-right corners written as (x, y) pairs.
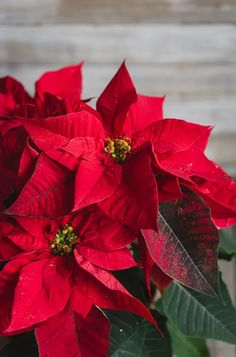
top-left (124, 94), bottom-right (164, 135)
top-left (158, 148), bottom-right (225, 182)
top-left (151, 264), bottom-right (173, 294)
top-left (5, 257), bottom-right (70, 333)
top-left (73, 158), bottom-right (121, 210)
top-left (97, 62), bottom-right (137, 136)
top-left (0, 76), bottom-right (32, 117)
top-left (35, 307), bottom-right (82, 357)
top-left (0, 168), bottom-right (16, 210)
top-left (35, 306), bottom-right (110, 357)
top-left (35, 63), bottom-right (83, 104)
top-left (136, 119), bottom-right (212, 154)
top-left (188, 171), bottom-right (236, 226)
top-left (74, 251), bottom-right (160, 332)
top-left (20, 120), bottom-right (78, 171)
top-left (77, 246), bottom-right (137, 270)
top-left (99, 146), bottom-right (158, 230)
top-left (42, 111), bottom-right (104, 139)
top-left (0, 253), bottom-right (41, 333)
top-left (5, 154), bottom-right (74, 217)
top-left (79, 205), bottom-right (136, 251)
top-left (17, 138), bottom-right (39, 190)
top-left (76, 306), bottom-right (110, 357)
top-left (1, 216), bottom-right (48, 253)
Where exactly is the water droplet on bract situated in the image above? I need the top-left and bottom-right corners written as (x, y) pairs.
top-left (119, 329), bottom-right (123, 332)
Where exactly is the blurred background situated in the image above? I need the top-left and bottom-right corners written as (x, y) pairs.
top-left (0, 1), bottom-right (235, 355)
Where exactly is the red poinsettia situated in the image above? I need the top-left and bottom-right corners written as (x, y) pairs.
top-left (3, 62), bottom-right (235, 229)
top-left (94, 62), bottom-right (236, 228)
top-left (0, 64), bottom-right (92, 214)
top-left (0, 63), bottom-right (83, 120)
top-left (0, 204), bottom-right (159, 356)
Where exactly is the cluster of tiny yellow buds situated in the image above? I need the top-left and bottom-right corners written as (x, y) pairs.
top-left (104, 137), bottom-right (131, 162)
top-left (50, 224), bottom-right (78, 256)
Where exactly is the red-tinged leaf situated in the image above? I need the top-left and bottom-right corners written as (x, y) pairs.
top-left (141, 189), bottom-right (220, 296)
top-left (97, 62), bottom-right (137, 136)
top-left (124, 94), bottom-right (164, 135)
top-left (35, 306), bottom-right (110, 357)
top-left (99, 147), bottom-right (158, 230)
top-left (159, 147), bottom-right (225, 182)
top-left (74, 251), bottom-right (160, 332)
top-left (77, 246), bottom-right (137, 271)
top-left (42, 111), bottom-right (104, 139)
top-left (136, 119), bottom-right (212, 154)
top-left (5, 257), bottom-right (70, 333)
top-left (73, 158), bottom-right (122, 210)
top-left (5, 154), bottom-right (75, 217)
top-left (35, 63), bottom-right (83, 103)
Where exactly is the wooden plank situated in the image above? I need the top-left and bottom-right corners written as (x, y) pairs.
top-left (0, 0), bottom-right (236, 24)
top-left (0, 25), bottom-right (236, 65)
top-left (1, 64), bottom-right (236, 129)
top-left (1, 63), bottom-right (236, 98)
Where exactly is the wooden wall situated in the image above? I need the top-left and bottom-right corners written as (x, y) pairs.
top-left (0, 1), bottom-right (236, 356)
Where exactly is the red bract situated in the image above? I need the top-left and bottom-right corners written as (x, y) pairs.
top-left (95, 62), bottom-right (236, 228)
top-left (0, 63), bottom-right (83, 122)
top-left (0, 205), bottom-right (159, 356)
top-left (0, 76), bottom-right (32, 119)
top-left (95, 62), bottom-right (163, 230)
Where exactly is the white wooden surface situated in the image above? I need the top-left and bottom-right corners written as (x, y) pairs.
top-left (0, 1), bottom-right (235, 356)
top-left (0, 0), bottom-right (236, 24)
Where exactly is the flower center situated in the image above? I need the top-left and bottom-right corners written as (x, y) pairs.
top-left (104, 137), bottom-right (131, 162)
top-left (50, 224), bottom-right (78, 256)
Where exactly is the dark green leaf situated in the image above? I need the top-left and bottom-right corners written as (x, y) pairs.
top-left (113, 267), bottom-right (149, 304)
top-left (162, 277), bottom-right (236, 345)
top-left (0, 332), bottom-right (38, 357)
top-left (106, 310), bottom-right (172, 357)
top-left (167, 321), bottom-right (210, 357)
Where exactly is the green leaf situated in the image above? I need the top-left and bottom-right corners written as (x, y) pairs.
top-left (167, 321), bottom-right (210, 357)
top-left (106, 310), bottom-right (172, 357)
top-left (218, 227), bottom-right (236, 258)
top-left (162, 277), bottom-right (236, 345)
top-left (0, 332), bottom-right (38, 357)
top-left (113, 267), bottom-right (149, 304)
